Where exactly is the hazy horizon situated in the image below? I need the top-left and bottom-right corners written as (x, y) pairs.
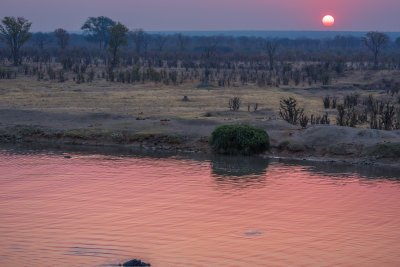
top-left (1, 0), bottom-right (399, 32)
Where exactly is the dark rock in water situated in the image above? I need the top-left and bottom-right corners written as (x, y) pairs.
top-left (64, 155), bottom-right (72, 159)
top-left (121, 259), bottom-right (151, 266)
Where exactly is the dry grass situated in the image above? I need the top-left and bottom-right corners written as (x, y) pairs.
top-left (0, 77), bottom-right (318, 119)
top-left (0, 70), bottom-right (394, 124)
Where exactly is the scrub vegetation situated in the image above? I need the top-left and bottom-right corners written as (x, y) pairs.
top-left (210, 124), bottom-right (270, 155)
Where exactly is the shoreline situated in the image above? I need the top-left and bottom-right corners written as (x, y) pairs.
top-left (1, 123), bottom-right (400, 170)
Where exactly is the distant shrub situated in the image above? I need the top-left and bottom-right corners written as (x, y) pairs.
top-left (0, 68), bottom-right (17, 79)
top-left (254, 103), bottom-right (258, 112)
top-left (311, 113), bottom-right (330, 125)
top-left (336, 104), bottom-right (357, 127)
top-left (344, 93), bottom-right (359, 108)
top-left (279, 97), bottom-right (304, 125)
top-left (228, 97), bottom-right (241, 111)
top-left (299, 114), bottom-right (309, 128)
top-left (57, 70), bottom-right (66, 82)
top-left (323, 96), bottom-right (331, 109)
top-left (282, 76), bottom-right (289, 85)
top-left (331, 97), bottom-right (337, 109)
top-left (247, 103), bottom-right (259, 112)
top-left (210, 124), bottom-right (270, 155)
top-left (380, 102), bottom-right (396, 130)
top-left (321, 73), bottom-right (330, 85)
top-left (293, 70), bottom-right (301, 85)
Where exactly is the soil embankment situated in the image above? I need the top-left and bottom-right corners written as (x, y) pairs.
top-left (1, 108), bottom-right (399, 167)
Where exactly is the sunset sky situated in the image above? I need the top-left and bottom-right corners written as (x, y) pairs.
top-left (1, 0), bottom-right (400, 32)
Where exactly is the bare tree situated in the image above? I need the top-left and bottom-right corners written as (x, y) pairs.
top-left (0, 16), bottom-right (32, 65)
top-left (54, 28), bottom-right (69, 49)
top-left (81, 16), bottom-right (116, 49)
top-left (228, 97), bottom-right (241, 111)
top-left (153, 34), bottom-right (168, 52)
top-left (263, 39), bottom-right (279, 71)
top-left (201, 37), bottom-right (219, 86)
top-left (176, 33), bottom-right (190, 52)
top-left (395, 37), bottom-right (400, 48)
top-left (142, 34), bottom-right (150, 56)
top-left (32, 32), bottom-right (51, 50)
top-left (361, 31), bottom-right (389, 69)
top-left (279, 97), bottom-right (304, 125)
top-left (131, 29), bottom-right (148, 55)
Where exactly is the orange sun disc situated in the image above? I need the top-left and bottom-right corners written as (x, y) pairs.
top-left (322, 15), bottom-right (335, 27)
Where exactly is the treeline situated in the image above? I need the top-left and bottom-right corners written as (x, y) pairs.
top-left (2, 30), bottom-right (400, 63)
top-left (15, 31), bottom-right (400, 53)
top-left (1, 16), bottom-right (400, 86)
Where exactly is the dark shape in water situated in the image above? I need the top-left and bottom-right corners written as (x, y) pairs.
top-left (121, 259), bottom-right (151, 266)
top-left (244, 231), bottom-right (263, 236)
top-left (64, 155), bottom-right (72, 159)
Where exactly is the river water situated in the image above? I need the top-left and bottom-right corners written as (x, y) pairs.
top-left (1, 146), bottom-right (400, 266)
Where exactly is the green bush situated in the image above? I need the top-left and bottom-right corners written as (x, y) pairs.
top-left (210, 124), bottom-right (270, 155)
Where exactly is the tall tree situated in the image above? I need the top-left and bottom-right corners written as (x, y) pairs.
top-left (54, 28), bottom-right (69, 49)
top-left (201, 37), bottom-right (219, 86)
top-left (32, 32), bottom-right (51, 50)
top-left (153, 34), bottom-right (168, 52)
top-left (176, 33), bottom-right (189, 52)
top-left (81, 16), bottom-right (116, 49)
top-left (361, 31), bottom-right (389, 69)
top-left (108, 23), bottom-right (128, 67)
top-left (131, 29), bottom-right (149, 55)
top-left (0, 16), bottom-right (32, 66)
top-left (395, 37), bottom-right (400, 48)
top-left (263, 39), bottom-right (279, 71)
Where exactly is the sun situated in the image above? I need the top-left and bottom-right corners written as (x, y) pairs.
top-left (322, 15), bottom-right (335, 27)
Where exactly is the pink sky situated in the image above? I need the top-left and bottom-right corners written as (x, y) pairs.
top-left (1, 0), bottom-right (399, 31)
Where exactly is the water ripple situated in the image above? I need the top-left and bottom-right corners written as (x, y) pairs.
top-left (1, 148), bottom-right (400, 266)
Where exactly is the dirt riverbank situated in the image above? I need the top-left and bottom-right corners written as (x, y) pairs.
top-left (1, 112), bottom-right (399, 168)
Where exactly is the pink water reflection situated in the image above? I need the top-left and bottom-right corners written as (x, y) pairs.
top-left (0, 151), bottom-right (400, 266)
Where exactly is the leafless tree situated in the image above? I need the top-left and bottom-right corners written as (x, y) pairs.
top-left (32, 32), bottom-right (51, 50)
top-left (153, 34), bottom-right (168, 52)
top-left (142, 34), bottom-right (150, 55)
top-left (396, 37), bottom-right (400, 48)
top-left (201, 37), bottom-right (219, 86)
top-left (361, 31), bottom-right (389, 69)
top-left (279, 97), bottom-right (304, 125)
top-left (229, 97), bottom-right (241, 111)
top-left (131, 29), bottom-right (148, 55)
top-left (176, 33), bottom-right (190, 52)
top-left (263, 39), bottom-right (279, 70)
